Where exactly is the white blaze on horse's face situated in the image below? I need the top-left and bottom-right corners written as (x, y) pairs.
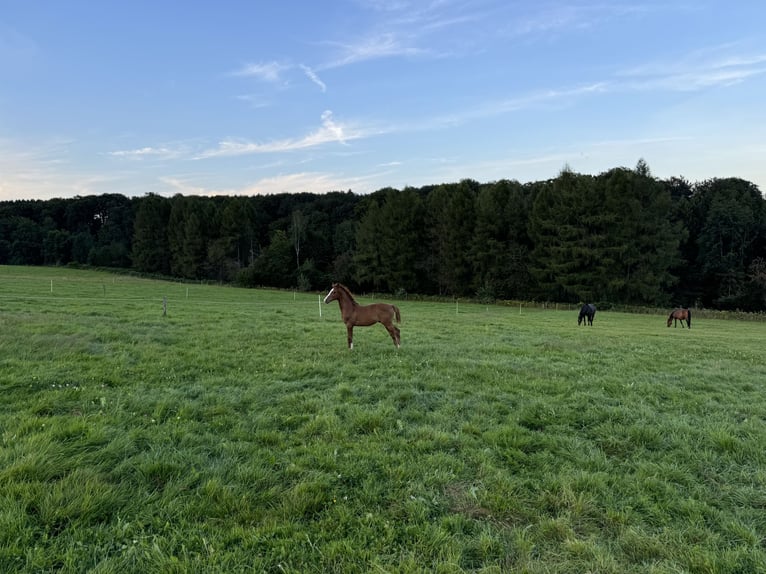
top-left (323, 286), bottom-right (335, 304)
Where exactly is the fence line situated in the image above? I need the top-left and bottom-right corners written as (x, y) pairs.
top-left (2, 272), bottom-right (764, 321)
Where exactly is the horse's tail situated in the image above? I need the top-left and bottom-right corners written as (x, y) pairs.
top-left (392, 305), bottom-right (401, 323)
top-left (687, 308), bottom-right (691, 328)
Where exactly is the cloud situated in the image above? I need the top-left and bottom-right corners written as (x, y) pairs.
top-left (617, 46), bottom-right (766, 91)
top-left (241, 172), bottom-right (362, 195)
top-left (0, 137), bottom-right (109, 200)
top-left (108, 146), bottom-right (180, 159)
top-left (197, 110), bottom-right (364, 158)
top-left (0, 165), bottom-right (118, 201)
top-left (300, 64), bottom-right (327, 92)
top-left (399, 82), bottom-right (609, 133)
top-left (320, 33), bottom-right (424, 69)
top-left (234, 93), bottom-right (271, 108)
top-left (159, 176), bottom-right (210, 196)
top-left (231, 61), bottom-right (289, 83)
top-left (503, 3), bottom-right (654, 38)
top-left (161, 171), bottom-right (370, 196)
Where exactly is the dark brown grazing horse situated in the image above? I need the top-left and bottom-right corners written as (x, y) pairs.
top-left (667, 308), bottom-right (691, 328)
top-left (323, 283), bottom-right (401, 349)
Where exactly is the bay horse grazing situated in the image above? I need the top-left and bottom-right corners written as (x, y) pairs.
top-left (578, 303), bottom-right (596, 326)
top-left (667, 308), bottom-right (691, 328)
top-left (323, 283), bottom-right (401, 349)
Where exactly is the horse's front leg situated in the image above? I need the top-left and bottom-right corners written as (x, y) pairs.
top-left (346, 324), bottom-right (354, 350)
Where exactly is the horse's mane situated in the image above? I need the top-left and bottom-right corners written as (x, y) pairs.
top-left (334, 283), bottom-right (357, 304)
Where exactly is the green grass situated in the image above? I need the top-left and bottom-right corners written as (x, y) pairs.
top-left (1, 265), bottom-right (765, 573)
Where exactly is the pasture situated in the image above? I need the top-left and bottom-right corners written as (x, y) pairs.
top-left (1, 266), bottom-right (765, 573)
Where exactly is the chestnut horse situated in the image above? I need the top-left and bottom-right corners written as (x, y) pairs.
top-left (667, 308), bottom-right (691, 328)
top-left (323, 283), bottom-right (401, 349)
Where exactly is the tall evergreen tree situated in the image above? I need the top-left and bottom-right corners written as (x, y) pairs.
top-left (8, 217), bottom-right (44, 265)
top-left (43, 229), bottom-right (72, 265)
top-left (471, 179), bottom-right (531, 299)
top-left (377, 187), bottom-right (426, 293)
top-left (290, 209), bottom-right (306, 273)
top-left (331, 219), bottom-right (357, 285)
top-left (168, 195), bottom-right (212, 279)
top-left (598, 163), bottom-right (684, 305)
top-left (89, 194), bottom-right (134, 267)
top-left (529, 167), bottom-right (600, 302)
top-left (693, 178), bottom-right (766, 307)
top-left (426, 180), bottom-right (477, 296)
top-left (132, 194), bottom-right (171, 274)
top-left (354, 197), bottom-right (386, 291)
top-left (248, 229), bottom-right (294, 288)
top-left (219, 196), bottom-right (257, 268)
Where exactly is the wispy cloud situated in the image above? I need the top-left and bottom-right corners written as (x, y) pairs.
top-left (617, 45), bottom-right (766, 91)
top-left (315, 0), bottom-right (486, 70)
top-left (504, 3), bottom-right (654, 38)
top-left (403, 82), bottom-right (609, 132)
top-left (234, 93), bottom-right (272, 108)
top-left (197, 110), bottom-right (366, 158)
top-left (159, 176), bottom-right (210, 196)
top-left (300, 64), bottom-right (327, 92)
top-left (319, 33), bottom-right (424, 69)
top-left (161, 171), bottom-right (371, 196)
top-left (231, 60), bottom-right (290, 83)
top-left (0, 137), bottom-right (100, 200)
top-left (240, 172), bottom-right (364, 195)
top-left (108, 146), bottom-right (180, 160)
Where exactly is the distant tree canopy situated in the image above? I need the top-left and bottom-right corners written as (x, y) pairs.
top-left (1, 162), bottom-right (764, 310)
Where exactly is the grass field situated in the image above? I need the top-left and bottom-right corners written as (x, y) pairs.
top-left (1, 265), bottom-right (765, 573)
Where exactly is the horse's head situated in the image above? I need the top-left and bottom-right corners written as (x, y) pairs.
top-left (323, 283), bottom-right (340, 304)
top-left (666, 315), bottom-right (673, 327)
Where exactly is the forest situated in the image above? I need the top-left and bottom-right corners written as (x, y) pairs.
top-left (1, 160), bottom-right (765, 311)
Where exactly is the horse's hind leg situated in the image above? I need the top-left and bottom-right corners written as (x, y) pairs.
top-left (346, 325), bottom-right (354, 349)
top-left (383, 322), bottom-right (400, 348)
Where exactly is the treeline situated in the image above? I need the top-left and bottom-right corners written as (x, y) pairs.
top-left (1, 161), bottom-right (765, 310)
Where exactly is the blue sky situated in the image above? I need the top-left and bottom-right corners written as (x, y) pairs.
top-left (2, 1), bottom-right (765, 200)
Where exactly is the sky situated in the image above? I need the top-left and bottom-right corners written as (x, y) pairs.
top-left (1, 1), bottom-right (765, 201)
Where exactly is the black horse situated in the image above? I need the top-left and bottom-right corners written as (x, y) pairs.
top-left (578, 303), bottom-right (596, 326)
